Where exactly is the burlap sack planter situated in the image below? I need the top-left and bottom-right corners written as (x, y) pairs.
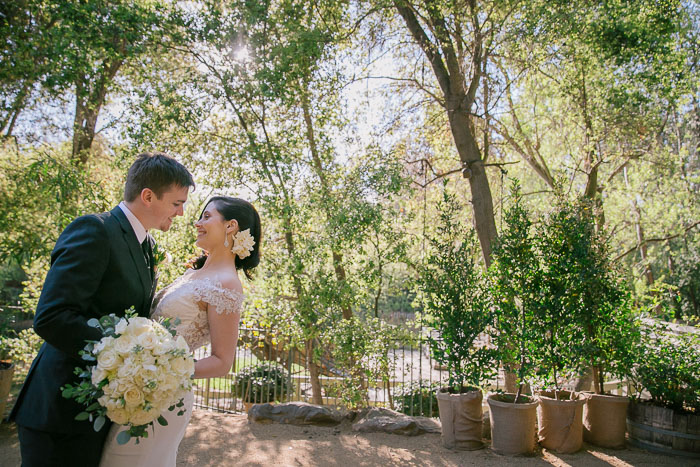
top-left (436, 387), bottom-right (483, 450)
top-left (536, 390), bottom-right (584, 453)
top-left (487, 393), bottom-right (538, 456)
top-left (0, 361), bottom-right (14, 418)
top-left (582, 392), bottom-right (629, 449)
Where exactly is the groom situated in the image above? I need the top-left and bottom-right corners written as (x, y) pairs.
top-left (10, 152), bottom-right (195, 466)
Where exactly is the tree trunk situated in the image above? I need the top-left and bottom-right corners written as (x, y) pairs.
top-left (447, 108), bottom-right (498, 266)
top-left (306, 339), bottom-right (324, 405)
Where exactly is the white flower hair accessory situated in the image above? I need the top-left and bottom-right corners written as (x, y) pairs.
top-left (231, 228), bottom-right (255, 259)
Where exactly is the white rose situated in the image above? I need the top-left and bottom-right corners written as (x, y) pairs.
top-left (113, 335), bottom-right (134, 354)
top-left (171, 356), bottom-right (195, 377)
top-left (97, 350), bottom-right (120, 371)
top-left (115, 318), bottom-right (128, 335)
top-left (126, 318), bottom-right (152, 337)
top-left (94, 336), bottom-right (114, 354)
top-left (91, 368), bottom-right (108, 385)
top-left (153, 339), bottom-right (175, 356)
top-left (123, 387), bottom-right (145, 407)
top-left (106, 407), bottom-right (129, 425)
top-left (137, 332), bottom-right (158, 350)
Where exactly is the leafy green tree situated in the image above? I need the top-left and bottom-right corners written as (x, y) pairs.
top-left (488, 180), bottom-right (541, 400)
top-left (418, 184), bottom-right (495, 390)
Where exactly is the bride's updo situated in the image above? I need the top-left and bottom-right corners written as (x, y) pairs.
top-left (191, 196), bottom-right (261, 279)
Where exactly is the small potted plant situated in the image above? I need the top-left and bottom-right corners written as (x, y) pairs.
top-left (233, 361), bottom-right (293, 411)
top-left (419, 187), bottom-right (496, 450)
top-left (626, 316), bottom-right (700, 457)
top-left (487, 181), bottom-right (541, 456)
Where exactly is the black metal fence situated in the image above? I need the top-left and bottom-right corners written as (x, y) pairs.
top-left (192, 326), bottom-right (460, 415)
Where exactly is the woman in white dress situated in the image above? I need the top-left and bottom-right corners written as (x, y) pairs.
top-left (100, 196), bottom-right (261, 467)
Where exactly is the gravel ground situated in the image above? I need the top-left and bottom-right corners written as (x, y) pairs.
top-left (2, 409), bottom-right (697, 466)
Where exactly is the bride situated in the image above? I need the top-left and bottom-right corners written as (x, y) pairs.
top-left (100, 196), bottom-right (261, 467)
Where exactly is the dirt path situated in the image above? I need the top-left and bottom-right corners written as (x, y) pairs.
top-left (1, 410), bottom-right (696, 466)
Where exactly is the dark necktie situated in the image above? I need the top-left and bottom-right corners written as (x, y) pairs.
top-left (141, 238), bottom-right (151, 269)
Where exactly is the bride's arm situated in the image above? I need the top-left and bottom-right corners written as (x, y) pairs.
top-left (193, 305), bottom-right (240, 379)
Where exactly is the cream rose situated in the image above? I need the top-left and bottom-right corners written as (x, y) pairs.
top-left (137, 332), bottom-right (159, 350)
top-left (123, 387), bottom-right (145, 407)
top-left (97, 350), bottom-right (120, 371)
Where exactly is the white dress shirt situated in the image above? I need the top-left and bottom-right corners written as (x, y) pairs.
top-left (118, 201), bottom-right (148, 244)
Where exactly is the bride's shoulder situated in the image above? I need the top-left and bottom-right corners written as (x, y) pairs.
top-left (214, 272), bottom-right (243, 296)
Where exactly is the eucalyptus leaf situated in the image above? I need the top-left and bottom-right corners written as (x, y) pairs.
top-left (116, 430), bottom-right (131, 445)
top-left (93, 415), bottom-right (106, 432)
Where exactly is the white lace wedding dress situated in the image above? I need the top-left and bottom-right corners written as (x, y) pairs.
top-left (100, 269), bottom-right (244, 467)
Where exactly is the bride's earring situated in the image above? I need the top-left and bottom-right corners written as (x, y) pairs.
top-left (224, 232), bottom-right (230, 248)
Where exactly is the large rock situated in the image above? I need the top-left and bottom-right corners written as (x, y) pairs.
top-left (352, 407), bottom-right (441, 436)
top-left (248, 402), bottom-right (345, 426)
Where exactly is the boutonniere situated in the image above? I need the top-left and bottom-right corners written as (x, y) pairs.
top-left (152, 242), bottom-right (168, 274)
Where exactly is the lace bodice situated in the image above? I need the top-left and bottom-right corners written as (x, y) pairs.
top-left (150, 269), bottom-right (244, 351)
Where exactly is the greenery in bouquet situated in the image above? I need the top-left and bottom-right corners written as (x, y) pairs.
top-left (418, 185), bottom-right (496, 393)
top-left (628, 317), bottom-right (700, 413)
top-left (233, 362), bottom-right (292, 404)
top-left (62, 309), bottom-right (195, 444)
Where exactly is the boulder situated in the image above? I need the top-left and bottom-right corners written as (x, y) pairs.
top-left (247, 402), bottom-right (344, 426)
top-left (352, 407), bottom-right (441, 436)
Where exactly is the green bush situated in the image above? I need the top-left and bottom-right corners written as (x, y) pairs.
top-left (393, 380), bottom-right (440, 417)
top-left (232, 362), bottom-right (293, 404)
top-left (629, 321), bottom-right (700, 413)
top-left (0, 328), bottom-right (43, 364)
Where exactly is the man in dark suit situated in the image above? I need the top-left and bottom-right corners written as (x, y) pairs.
top-left (10, 152), bottom-right (195, 466)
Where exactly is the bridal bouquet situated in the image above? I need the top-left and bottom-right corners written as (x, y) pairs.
top-left (62, 308), bottom-right (195, 444)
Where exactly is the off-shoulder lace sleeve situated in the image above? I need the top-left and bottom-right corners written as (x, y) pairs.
top-left (190, 278), bottom-right (244, 315)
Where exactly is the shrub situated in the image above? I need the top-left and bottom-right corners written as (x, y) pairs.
top-left (629, 321), bottom-right (700, 413)
top-left (394, 380), bottom-right (440, 417)
top-left (232, 362), bottom-right (293, 404)
top-left (0, 328), bottom-right (43, 364)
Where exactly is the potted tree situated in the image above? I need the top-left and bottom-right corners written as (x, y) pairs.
top-left (233, 361), bottom-right (293, 412)
top-left (531, 199), bottom-right (590, 454)
top-left (0, 337), bottom-right (15, 419)
top-left (555, 199), bottom-right (636, 449)
top-left (419, 187), bottom-right (496, 450)
top-left (487, 181), bottom-right (541, 456)
top-left (627, 317), bottom-right (700, 457)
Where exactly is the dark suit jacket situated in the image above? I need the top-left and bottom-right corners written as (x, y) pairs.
top-left (10, 206), bottom-right (156, 433)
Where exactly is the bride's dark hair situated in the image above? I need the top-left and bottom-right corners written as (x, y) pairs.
top-left (191, 196), bottom-right (261, 279)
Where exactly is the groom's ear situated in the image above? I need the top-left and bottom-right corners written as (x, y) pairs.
top-left (140, 188), bottom-right (155, 205)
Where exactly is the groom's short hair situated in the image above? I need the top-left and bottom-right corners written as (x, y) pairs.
top-left (124, 152), bottom-right (195, 202)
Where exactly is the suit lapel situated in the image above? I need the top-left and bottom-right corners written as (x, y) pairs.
top-left (111, 207), bottom-right (152, 315)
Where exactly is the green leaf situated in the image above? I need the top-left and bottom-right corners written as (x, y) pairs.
top-left (157, 415), bottom-right (168, 426)
top-left (116, 430), bottom-right (131, 445)
top-left (93, 415), bottom-right (106, 432)
top-left (86, 402), bottom-right (101, 411)
top-left (75, 412), bottom-right (90, 421)
top-left (87, 318), bottom-right (100, 328)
